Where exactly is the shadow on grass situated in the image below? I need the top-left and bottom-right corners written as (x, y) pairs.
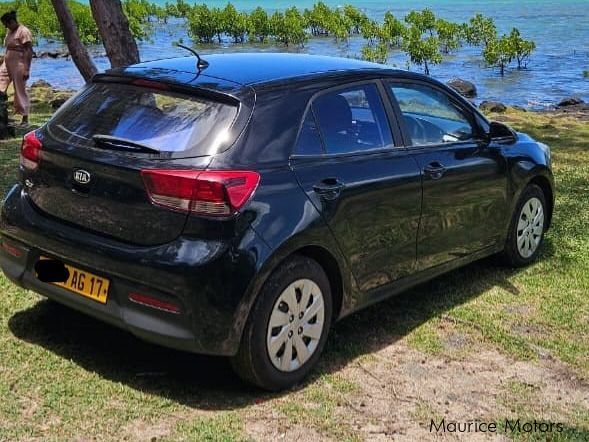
top-left (8, 254), bottom-right (536, 411)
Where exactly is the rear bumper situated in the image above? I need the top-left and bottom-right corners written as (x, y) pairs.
top-left (1, 184), bottom-right (270, 356)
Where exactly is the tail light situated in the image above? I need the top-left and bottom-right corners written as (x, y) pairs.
top-left (20, 131), bottom-right (42, 170)
top-left (140, 169), bottom-right (260, 217)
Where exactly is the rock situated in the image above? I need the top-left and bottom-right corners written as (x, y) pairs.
top-left (511, 105), bottom-right (528, 112)
top-left (479, 101), bottom-right (507, 113)
top-left (558, 96), bottom-right (585, 107)
top-left (447, 78), bottom-right (477, 98)
top-left (30, 79), bottom-right (52, 89)
top-left (34, 49), bottom-right (70, 59)
top-left (50, 97), bottom-right (68, 109)
top-left (556, 103), bottom-right (589, 113)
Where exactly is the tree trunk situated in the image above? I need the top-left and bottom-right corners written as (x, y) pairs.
top-left (89, 0), bottom-right (140, 68)
top-left (51, 0), bottom-right (98, 82)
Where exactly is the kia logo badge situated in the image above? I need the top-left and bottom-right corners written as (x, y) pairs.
top-left (73, 169), bottom-right (91, 185)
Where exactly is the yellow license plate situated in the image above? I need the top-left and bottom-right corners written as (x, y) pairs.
top-left (39, 257), bottom-right (110, 304)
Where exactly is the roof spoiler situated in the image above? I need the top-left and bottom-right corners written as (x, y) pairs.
top-left (91, 73), bottom-right (241, 106)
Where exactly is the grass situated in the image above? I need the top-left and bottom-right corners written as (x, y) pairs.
top-left (0, 97), bottom-right (588, 440)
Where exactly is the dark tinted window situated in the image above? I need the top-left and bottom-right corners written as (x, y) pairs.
top-left (47, 83), bottom-right (238, 154)
top-left (295, 111), bottom-right (324, 155)
top-left (390, 83), bottom-right (474, 146)
top-left (312, 84), bottom-right (393, 154)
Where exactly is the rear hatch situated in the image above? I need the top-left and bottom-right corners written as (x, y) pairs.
top-left (24, 80), bottom-right (244, 246)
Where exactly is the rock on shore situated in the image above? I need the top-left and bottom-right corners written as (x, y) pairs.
top-left (447, 78), bottom-right (477, 98)
top-left (27, 83), bottom-right (75, 111)
top-left (33, 50), bottom-right (70, 59)
top-left (479, 101), bottom-right (507, 113)
top-left (30, 79), bottom-right (52, 89)
top-left (558, 96), bottom-right (585, 107)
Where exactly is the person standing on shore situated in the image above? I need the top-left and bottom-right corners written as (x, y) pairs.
top-left (0, 11), bottom-right (33, 126)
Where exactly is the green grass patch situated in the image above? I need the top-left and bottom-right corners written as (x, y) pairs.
top-left (278, 373), bottom-right (361, 440)
top-left (165, 412), bottom-right (248, 442)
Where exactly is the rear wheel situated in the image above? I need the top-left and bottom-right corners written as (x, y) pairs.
top-left (231, 256), bottom-right (332, 391)
top-left (501, 184), bottom-right (547, 266)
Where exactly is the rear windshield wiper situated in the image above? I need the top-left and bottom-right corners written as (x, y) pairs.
top-left (92, 135), bottom-right (160, 154)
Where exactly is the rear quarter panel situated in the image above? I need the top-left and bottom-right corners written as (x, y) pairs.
top-left (209, 83), bottom-right (360, 331)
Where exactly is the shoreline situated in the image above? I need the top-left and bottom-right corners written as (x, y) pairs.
top-left (2, 80), bottom-right (587, 135)
top-left (14, 81), bottom-right (589, 125)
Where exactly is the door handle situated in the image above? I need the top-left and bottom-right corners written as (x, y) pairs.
top-left (424, 161), bottom-right (447, 180)
top-left (313, 178), bottom-right (345, 200)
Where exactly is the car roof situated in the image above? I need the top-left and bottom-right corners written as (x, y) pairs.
top-left (108, 53), bottom-right (398, 89)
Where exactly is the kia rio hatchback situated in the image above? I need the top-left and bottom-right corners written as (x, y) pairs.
top-left (0, 53), bottom-right (554, 390)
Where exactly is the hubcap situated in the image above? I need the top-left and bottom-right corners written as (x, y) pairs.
top-left (266, 279), bottom-right (325, 372)
top-left (516, 197), bottom-right (544, 258)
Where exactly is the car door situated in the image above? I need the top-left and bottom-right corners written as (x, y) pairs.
top-left (386, 80), bottom-right (508, 270)
top-left (290, 81), bottom-right (422, 293)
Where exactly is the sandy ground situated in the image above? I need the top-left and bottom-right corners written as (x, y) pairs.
top-left (241, 338), bottom-right (588, 441)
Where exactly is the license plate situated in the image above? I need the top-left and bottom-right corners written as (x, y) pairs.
top-left (38, 257), bottom-right (110, 304)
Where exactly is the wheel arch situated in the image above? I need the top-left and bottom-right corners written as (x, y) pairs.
top-left (527, 175), bottom-right (554, 229)
top-left (228, 232), bottom-right (353, 356)
top-left (292, 245), bottom-right (344, 323)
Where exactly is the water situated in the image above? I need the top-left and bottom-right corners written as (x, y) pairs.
top-left (29, 0), bottom-right (589, 108)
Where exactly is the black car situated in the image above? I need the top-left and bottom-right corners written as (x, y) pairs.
top-left (0, 53), bottom-right (554, 390)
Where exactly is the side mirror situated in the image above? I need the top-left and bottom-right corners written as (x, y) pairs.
top-left (488, 121), bottom-right (517, 143)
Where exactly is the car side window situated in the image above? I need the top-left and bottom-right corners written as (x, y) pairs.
top-left (312, 84), bottom-right (393, 154)
top-left (390, 83), bottom-right (475, 146)
top-left (294, 111), bottom-right (324, 155)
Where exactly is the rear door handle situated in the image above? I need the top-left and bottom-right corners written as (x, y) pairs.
top-left (423, 161), bottom-right (447, 180)
top-left (313, 178), bottom-right (345, 200)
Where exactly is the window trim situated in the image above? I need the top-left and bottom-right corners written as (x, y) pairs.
top-left (384, 78), bottom-right (487, 150)
top-left (293, 108), bottom-right (326, 156)
top-left (290, 80), bottom-right (402, 159)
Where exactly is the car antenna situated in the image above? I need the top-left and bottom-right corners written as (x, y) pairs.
top-left (176, 44), bottom-right (209, 70)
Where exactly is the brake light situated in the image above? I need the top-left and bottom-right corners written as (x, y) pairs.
top-left (131, 79), bottom-right (170, 90)
top-left (140, 169), bottom-right (260, 217)
top-left (20, 131), bottom-right (42, 170)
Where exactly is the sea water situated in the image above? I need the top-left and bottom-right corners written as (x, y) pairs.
top-left (28, 0), bottom-right (589, 107)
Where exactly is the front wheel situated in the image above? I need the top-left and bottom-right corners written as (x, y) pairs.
top-left (501, 184), bottom-right (547, 267)
top-left (231, 256), bottom-right (332, 391)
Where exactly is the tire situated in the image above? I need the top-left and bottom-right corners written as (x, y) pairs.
top-left (231, 255), bottom-right (333, 391)
top-left (501, 184), bottom-right (547, 267)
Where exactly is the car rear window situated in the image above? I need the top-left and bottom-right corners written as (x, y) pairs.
top-left (47, 83), bottom-right (238, 155)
